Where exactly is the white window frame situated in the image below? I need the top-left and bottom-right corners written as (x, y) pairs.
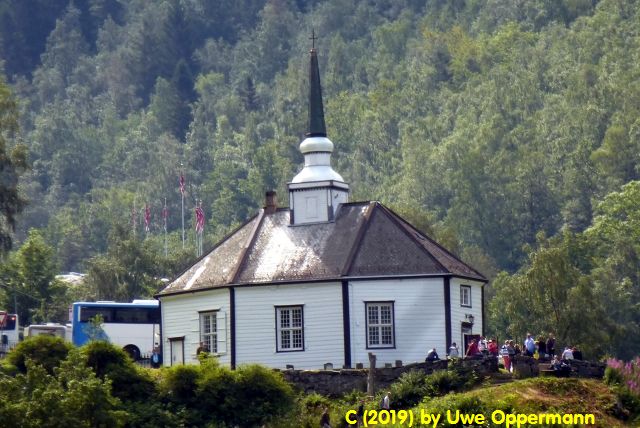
top-left (460, 285), bottom-right (472, 307)
top-left (200, 311), bottom-right (218, 354)
top-left (276, 306), bottom-right (304, 352)
top-left (365, 302), bottom-right (395, 349)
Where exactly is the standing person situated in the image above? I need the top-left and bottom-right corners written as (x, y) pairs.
top-left (320, 407), bottom-right (332, 428)
top-left (524, 334), bottom-right (536, 357)
top-left (196, 341), bottom-right (208, 356)
top-left (448, 342), bottom-right (460, 358)
top-left (536, 336), bottom-right (547, 359)
top-left (500, 340), bottom-right (512, 372)
top-left (478, 336), bottom-right (488, 355)
top-left (488, 339), bottom-right (498, 356)
top-left (356, 401), bottom-right (365, 427)
top-left (465, 339), bottom-right (479, 357)
top-left (546, 334), bottom-right (556, 357)
top-left (151, 346), bottom-right (161, 368)
top-left (381, 392), bottom-right (391, 410)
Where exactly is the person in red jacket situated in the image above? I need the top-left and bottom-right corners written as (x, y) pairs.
top-left (488, 339), bottom-right (498, 356)
top-left (465, 339), bottom-right (479, 357)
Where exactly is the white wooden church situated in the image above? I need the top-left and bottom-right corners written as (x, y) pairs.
top-left (156, 45), bottom-right (486, 369)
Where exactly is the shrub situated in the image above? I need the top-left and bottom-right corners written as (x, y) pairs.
top-left (5, 335), bottom-right (72, 374)
top-left (299, 392), bottom-right (331, 411)
top-left (391, 370), bottom-right (428, 408)
top-left (229, 364), bottom-right (295, 427)
top-left (424, 369), bottom-right (464, 397)
top-left (161, 364), bottom-right (201, 406)
top-left (606, 358), bottom-right (640, 421)
top-left (605, 365), bottom-right (624, 386)
top-left (81, 341), bottom-right (156, 401)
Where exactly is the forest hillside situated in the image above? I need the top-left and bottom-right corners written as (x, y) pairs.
top-left (1, 0), bottom-right (640, 357)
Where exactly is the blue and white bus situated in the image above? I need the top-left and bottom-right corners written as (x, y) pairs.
top-left (0, 311), bottom-right (22, 352)
top-left (71, 300), bottom-right (160, 360)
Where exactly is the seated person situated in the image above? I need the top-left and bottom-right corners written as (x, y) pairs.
top-left (426, 348), bottom-right (440, 361)
top-left (561, 346), bottom-right (574, 360)
top-left (572, 346), bottom-right (583, 360)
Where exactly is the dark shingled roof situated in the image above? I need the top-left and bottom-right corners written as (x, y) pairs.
top-left (158, 201), bottom-right (486, 296)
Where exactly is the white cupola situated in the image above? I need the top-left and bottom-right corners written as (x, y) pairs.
top-left (288, 40), bottom-right (349, 225)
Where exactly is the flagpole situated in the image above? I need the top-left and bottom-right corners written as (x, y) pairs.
top-left (132, 198), bottom-right (137, 239)
top-left (180, 171), bottom-right (185, 249)
top-left (164, 198), bottom-right (168, 258)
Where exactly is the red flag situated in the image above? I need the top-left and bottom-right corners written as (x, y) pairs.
top-left (144, 204), bottom-right (151, 232)
top-left (179, 174), bottom-right (185, 196)
top-left (195, 205), bottom-right (205, 233)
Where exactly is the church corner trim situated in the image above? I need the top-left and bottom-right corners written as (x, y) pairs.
top-left (444, 277), bottom-right (452, 351)
top-left (341, 280), bottom-right (351, 368)
top-left (230, 286), bottom-right (236, 369)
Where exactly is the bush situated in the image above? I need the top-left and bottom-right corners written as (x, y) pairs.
top-left (161, 364), bottom-right (201, 406)
top-left (229, 364), bottom-right (295, 427)
top-left (5, 335), bottom-right (72, 374)
top-left (81, 341), bottom-right (156, 401)
top-left (424, 369), bottom-right (464, 397)
top-left (604, 366), bottom-right (624, 386)
top-left (391, 370), bottom-right (428, 408)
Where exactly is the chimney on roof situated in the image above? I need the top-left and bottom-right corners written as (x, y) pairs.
top-left (264, 190), bottom-right (277, 214)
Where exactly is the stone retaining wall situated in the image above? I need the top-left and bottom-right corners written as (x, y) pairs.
top-left (512, 355), bottom-right (606, 379)
top-left (281, 357), bottom-right (497, 397)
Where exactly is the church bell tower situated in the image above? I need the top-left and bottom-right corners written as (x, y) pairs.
top-left (288, 37), bottom-right (349, 225)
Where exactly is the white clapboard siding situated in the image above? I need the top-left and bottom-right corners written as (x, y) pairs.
top-left (450, 278), bottom-right (484, 348)
top-left (160, 289), bottom-right (231, 366)
top-left (349, 278), bottom-right (446, 368)
top-left (235, 282), bottom-right (343, 369)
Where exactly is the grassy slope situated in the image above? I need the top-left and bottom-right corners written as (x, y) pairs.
top-left (415, 377), bottom-right (628, 427)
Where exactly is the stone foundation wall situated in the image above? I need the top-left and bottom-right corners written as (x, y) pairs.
top-left (281, 357), bottom-right (497, 397)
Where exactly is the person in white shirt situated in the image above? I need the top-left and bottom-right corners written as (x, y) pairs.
top-left (561, 346), bottom-right (574, 360)
top-left (381, 392), bottom-right (391, 410)
top-left (448, 342), bottom-right (459, 358)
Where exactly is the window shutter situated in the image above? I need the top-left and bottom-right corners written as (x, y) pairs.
top-left (217, 311), bottom-right (227, 353)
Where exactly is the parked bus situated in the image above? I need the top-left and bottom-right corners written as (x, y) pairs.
top-left (25, 323), bottom-right (72, 341)
top-left (0, 311), bottom-right (22, 352)
top-left (71, 300), bottom-right (160, 360)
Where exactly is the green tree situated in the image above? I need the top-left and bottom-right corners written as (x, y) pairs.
top-left (0, 350), bottom-right (126, 427)
top-left (0, 77), bottom-right (27, 253)
top-left (84, 225), bottom-right (164, 301)
top-left (0, 229), bottom-right (66, 325)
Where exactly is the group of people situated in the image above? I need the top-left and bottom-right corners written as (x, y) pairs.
top-left (425, 336), bottom-right (502, 362)
top-left (424, 333), bottom-right (584, 374)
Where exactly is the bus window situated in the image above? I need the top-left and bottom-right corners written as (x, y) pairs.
top-left (3, 316), bottom-right (17, 330)
top-left (79, 307), bottom-right (114, 322)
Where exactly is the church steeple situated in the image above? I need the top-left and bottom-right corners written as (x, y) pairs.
top-left (307, 38), bottom-right (326, 137)
top-left (288, 34), bottom-right (350, 225)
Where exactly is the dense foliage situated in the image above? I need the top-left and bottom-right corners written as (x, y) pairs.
top-left (0, 340), bottom-right (295, 427)
top-left (1, 0), bottom-right (640, 357)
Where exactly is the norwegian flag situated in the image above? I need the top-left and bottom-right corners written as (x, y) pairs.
top-left (179, 174), bottom-right (185, 196)
top-left (195, 205), bottom-right (205, 233)
top-left (144, 204), bottom-right (151, 232)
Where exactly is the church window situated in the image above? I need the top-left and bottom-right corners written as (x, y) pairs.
top-left (276, 306), bottom-right (304, 352)
top-left (460, 285), bottom-right (472, 307)
top-left (200, 311), bottom-right (218, 354)
top-left (366, 302), bottom-right (395, 348)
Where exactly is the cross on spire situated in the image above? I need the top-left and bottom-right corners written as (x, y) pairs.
top-left (309, 29), bottom-right (318, 50)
